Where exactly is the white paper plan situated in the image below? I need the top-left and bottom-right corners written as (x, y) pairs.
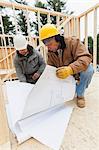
top-left (5, 65), bottom-right (76, 150)
top-left (22, 65), bottom-right (76, 119)
top-left (19, 101), bottom-right (75, 150)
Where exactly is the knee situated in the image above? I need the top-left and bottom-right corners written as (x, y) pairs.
top-left (86, 64), bottom-right (94, 76)
top-left (80, 64), bottom-right (94, 78)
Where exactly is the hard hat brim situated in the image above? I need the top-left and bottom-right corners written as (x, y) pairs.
top-left (15, 42), bottom-right (27, 50)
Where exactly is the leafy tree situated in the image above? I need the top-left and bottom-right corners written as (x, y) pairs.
top-left (15, 0), bottom-right (28, 35)
top-left (84, 35), bottom-right (99, 64)
top-left (0, 6), bottom-right (15, 46)
top-left (34, 1), bottom-right (47, 36)
top-left (88, 36), bottom-right (93, 55)
top-left (0, 6), bottom-right (15, 35)
top-left (47, 0), bottom-right (65, 12)
top-left (0, 15), bottom-right (15, 35)
top-left (47, 0), bottom-right (73, 24)
top-left (17, 10), bottom-right (28, 35)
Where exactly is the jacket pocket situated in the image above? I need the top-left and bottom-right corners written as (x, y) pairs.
top-left (28, 56), bottom-right (39, 68)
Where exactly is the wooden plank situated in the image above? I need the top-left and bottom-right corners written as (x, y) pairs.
top-left (47, 13), bottom-right (51, 23)
top-left (56, 15), bottom-right (60, 27)
top-left (0, 142), bottom-right (11, 150)
top-left (0, 80), bottom-right (10, 145)
top-left (76, 18), bottom-right (80, 38)
top-left (58, 15), bottom-right (73, 31)
top-left (0, 1), bottom-right (66, 17)
top-left (64, 23), bottom-right (69, 37)
top-left (12, 5), bottom-right (18, 34)
top-left (93, 8), bottom-right (97, 72)
top-left (84, 14), bottom-right (88, 49)
top-left (73, 17), bottom-right (77, 37)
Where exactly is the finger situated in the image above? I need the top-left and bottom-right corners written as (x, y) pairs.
top-left (56, 70), bottom-right (63, 75)
top-left (56, 75), bottom-right (66, 79)
top-left (56, 71), bottom-right (64, 76)
top-left (32, 76), bottom-right (35, 80)
top-left (56, 73), bottom-right (65, 78)
top-left (56, 68), bottom-right (64, 72)
top-left (32, 75), bottom-right (36, 80)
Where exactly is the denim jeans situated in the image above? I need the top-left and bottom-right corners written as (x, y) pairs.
top-left (76, 64), bottom-right (94, 97)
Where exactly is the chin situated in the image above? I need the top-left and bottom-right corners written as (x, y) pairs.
top-left (53, 49), bottom-right (57, 52)
top-left (48, 48), bottom-right (57, 52)
top-left (51, 48), bottom-right (57, 52)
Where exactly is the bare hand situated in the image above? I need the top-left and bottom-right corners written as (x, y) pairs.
top-left (32, 73), bottom-right (40, 80)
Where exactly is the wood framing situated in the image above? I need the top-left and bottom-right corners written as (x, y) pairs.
top-left (0, 79), bottom-right (10, 145)
top-left (93, 8), bottom-right (97, 71)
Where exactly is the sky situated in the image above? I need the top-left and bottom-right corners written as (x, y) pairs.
top-left (65, 0), bottom-right (99, 15)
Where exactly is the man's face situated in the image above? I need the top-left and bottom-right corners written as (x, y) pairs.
top-left (44, 37), bottom-right (59, 52)
top-left (18, 49), bottom-right (28, 55)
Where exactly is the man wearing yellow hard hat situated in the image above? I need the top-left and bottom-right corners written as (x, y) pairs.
top-left (40, 24), bottom-right (94, 108)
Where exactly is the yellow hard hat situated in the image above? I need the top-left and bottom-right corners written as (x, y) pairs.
top-left (40, 24), bottom-right (60, 40)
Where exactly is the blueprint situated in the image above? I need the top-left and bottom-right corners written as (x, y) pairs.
top-left (22, 65), bottom-right (76, 119)
top-left (5, 65), bottom-right (76, 150)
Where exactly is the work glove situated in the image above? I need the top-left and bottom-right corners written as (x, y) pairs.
top-left (32, 73), bottom-right (40, 80)
top-left (56, 66), bottom-right (73, 79)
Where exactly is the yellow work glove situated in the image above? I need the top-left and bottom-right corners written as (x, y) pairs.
top-left (56, 66), bottom-right (73, 79)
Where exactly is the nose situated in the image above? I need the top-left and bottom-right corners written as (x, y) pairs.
top-left (48, 47), bottom-right (52, 51)
top-left (47, 45), bottom-right (52, 51)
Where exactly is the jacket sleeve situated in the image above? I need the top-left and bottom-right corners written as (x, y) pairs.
top-left (69, 38), bottom-right (92, 74)
top-left (13, 57), bottom-right (26, 82)
top-left (36, 51), bottom-right (46, 75)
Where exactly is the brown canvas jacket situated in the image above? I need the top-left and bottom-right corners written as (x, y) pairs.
top-left (47, 37), bottom-right (92, 74)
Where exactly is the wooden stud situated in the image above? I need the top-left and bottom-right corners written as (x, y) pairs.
top-left (0, 79), bottom-right (10, 145)
top-left (77, 17), bottom-right (80, 39)
top-left (12, 5), bottom-right (18, 34)
top-left (93, 8), bottom-right (97, 72)
top-left (56, 15), bottom-right (60, 27)
top-left (47, 13), bottom-right (51, 23)
top-left (84, 14), bottom-right (88, 49)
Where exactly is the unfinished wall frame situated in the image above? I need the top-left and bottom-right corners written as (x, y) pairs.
top-left (78, 3), bottom-right (99, 71)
